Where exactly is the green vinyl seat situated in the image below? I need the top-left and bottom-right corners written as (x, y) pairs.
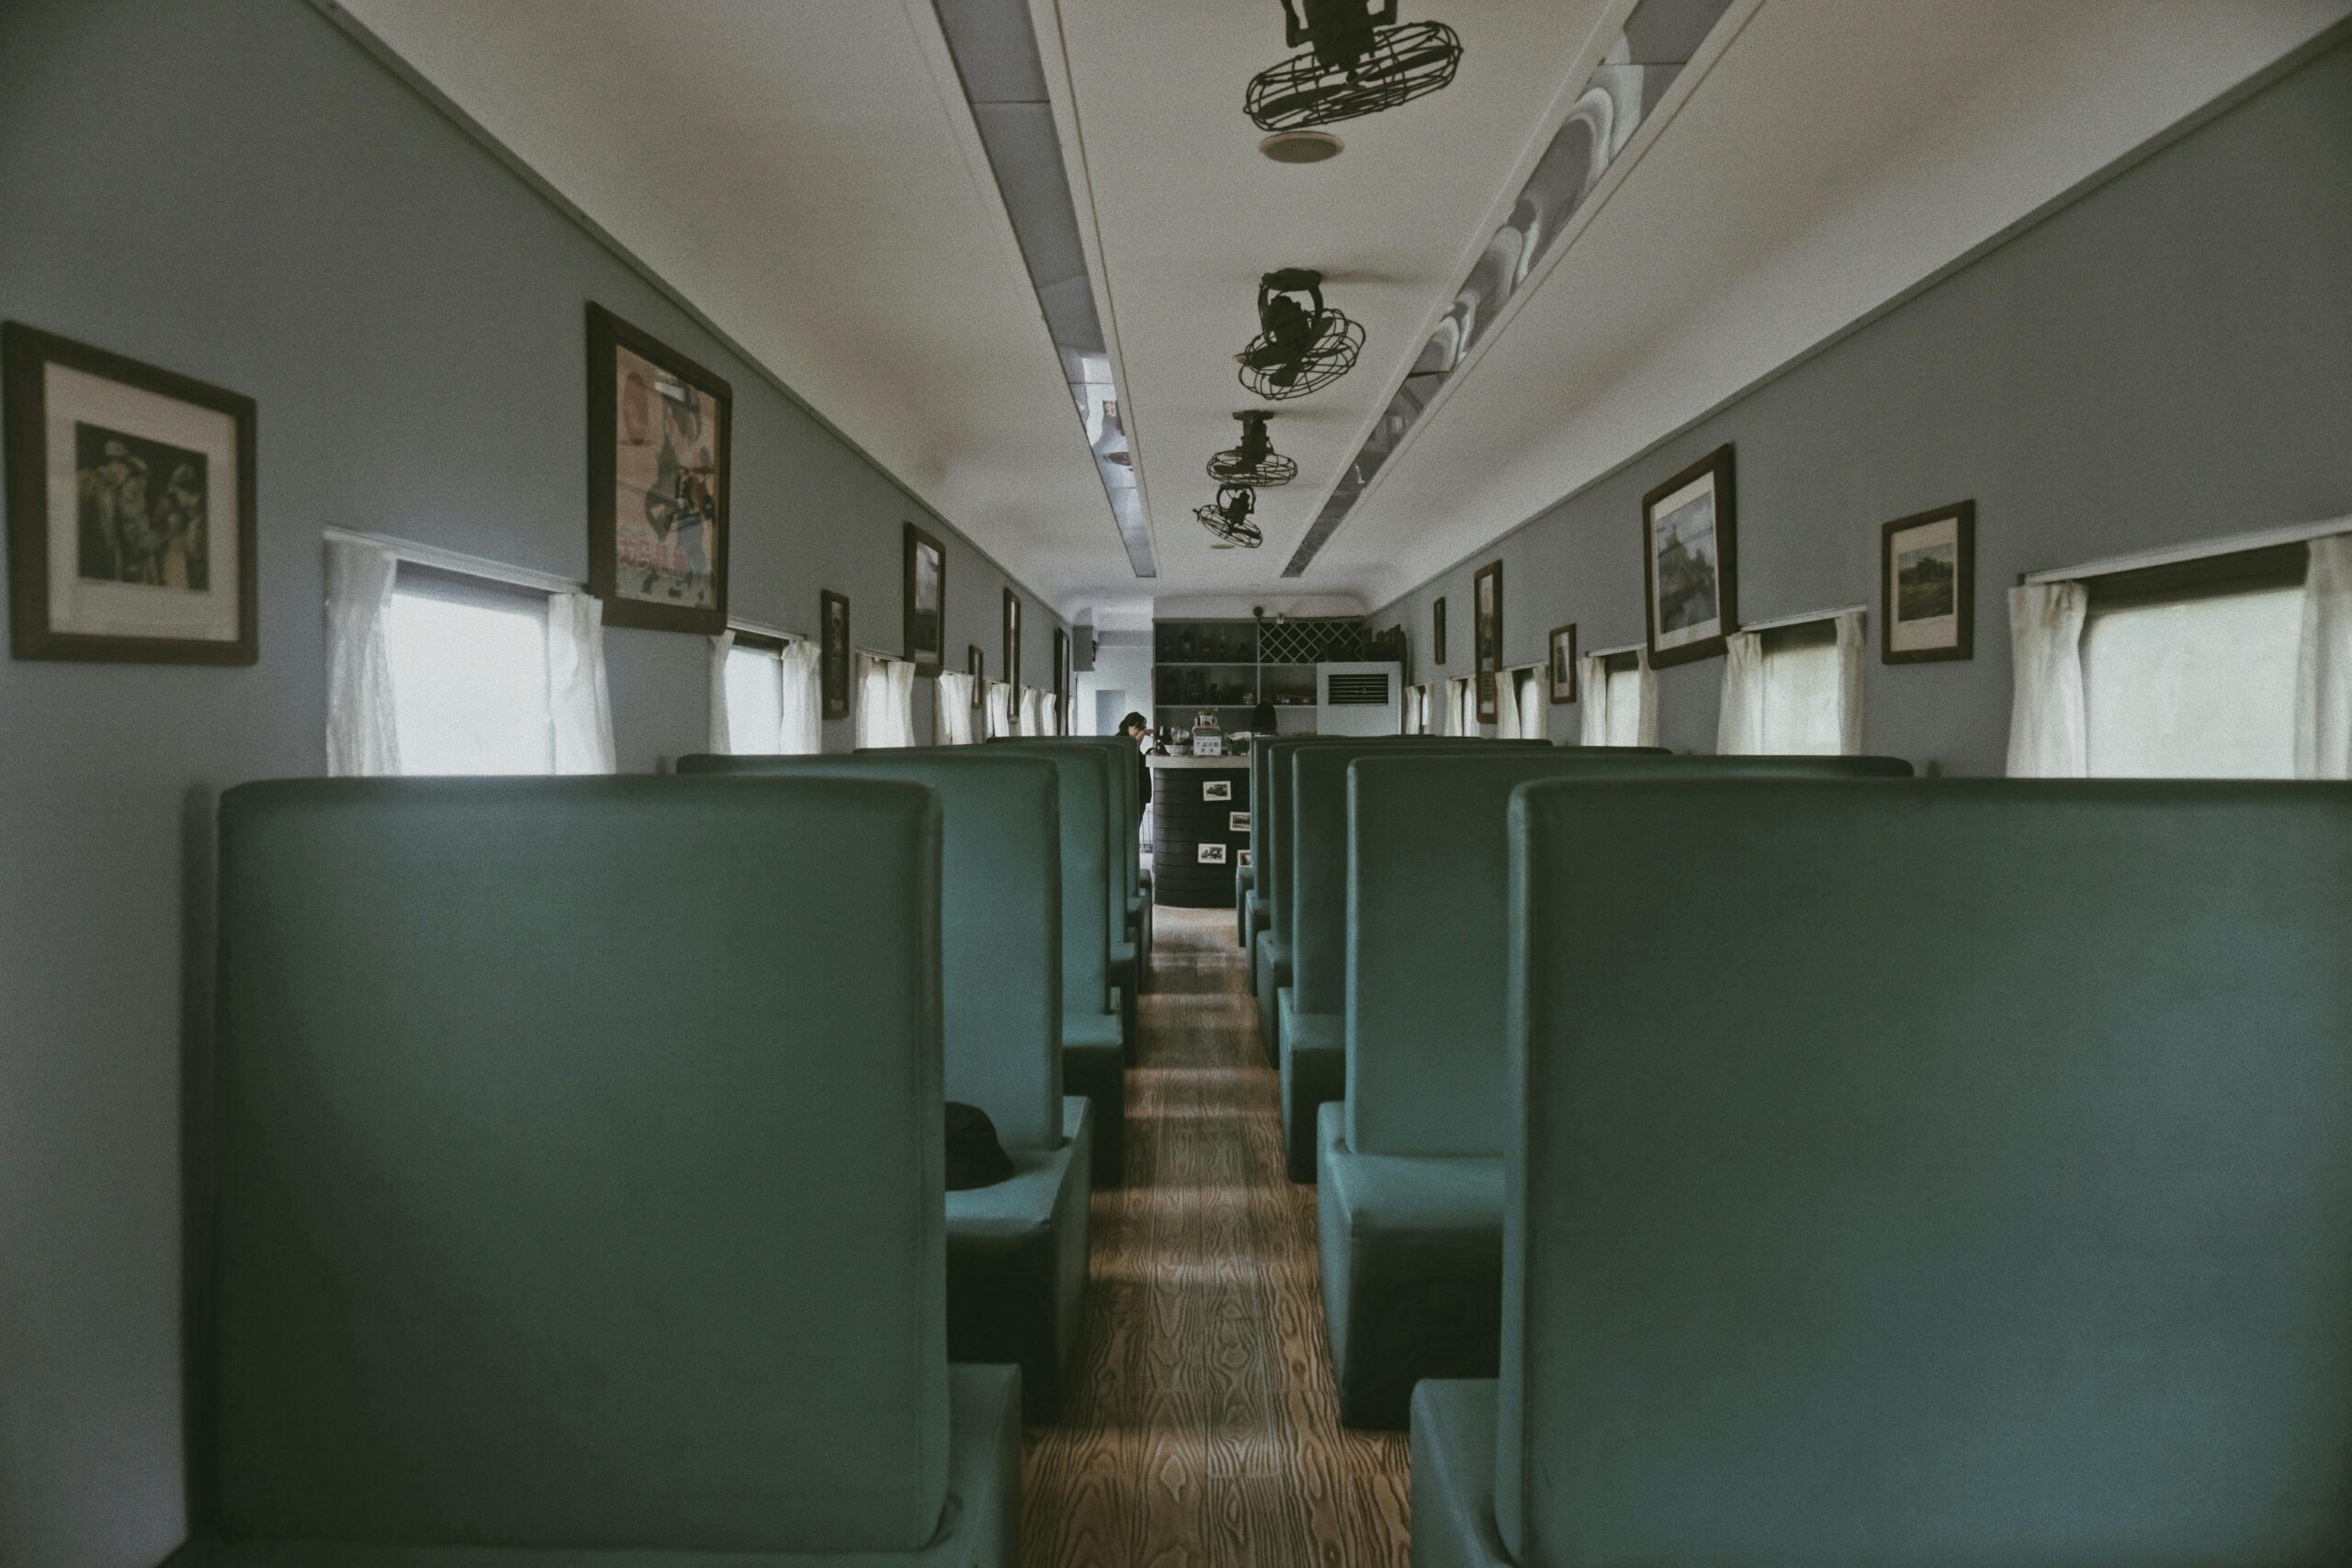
top-left (1329, 752), bottom-right (1912, 1427)
top-left (994, 735), bottom-right (1149, 997)
top-left (966, 743), bottom-right (1127, 1187)
top-left (680, 751), bottom-right (1090, 1419)
top-left (189, 777), bottom-right (1019, 1567)
top-left (1414, 777), bottom-right (2352, 1568)
top-left (1279, 739), bottom-right (1560, 1181)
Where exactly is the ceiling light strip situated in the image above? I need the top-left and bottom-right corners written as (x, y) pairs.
top-left (930, 0), bottom-right (1156, 577)
top-left (1281, 0), bottom-right (1743, 577)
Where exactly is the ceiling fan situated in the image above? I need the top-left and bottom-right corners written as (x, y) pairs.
top-left (1237, 268), bottom-right (1363, 400)
top-left (1207, 411), bottom-right (1298, 487)
top-left (1246, 1), bottom-right (1464, 133)
top-left (1194, 484), bottom-right (1265, 548)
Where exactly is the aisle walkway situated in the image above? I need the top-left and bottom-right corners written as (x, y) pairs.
top-left (1022, 907), bottom-right (1411, 1566)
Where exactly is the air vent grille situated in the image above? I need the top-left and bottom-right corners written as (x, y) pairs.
top-left (1327, 672), bottom-right (1390, 705)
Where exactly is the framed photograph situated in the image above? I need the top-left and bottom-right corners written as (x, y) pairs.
top-left (1432, 595), bottom-right (1447, 664)
top-left (1642, 444), bottom-right (1736, 669)
top-left (1052, 626), bottom-right (1069, 724)
top-left (1547, 623), bottom-right (1577, 704)
top-left (5, 321), bottom-right (256, 663)
top-left (587, 302), bottom-right (730, 635)
top-left (901, 522), bottom-right (945, 675)
top-left (967, 644), bottom-right (985, 712)
top-left (1473, 559), bottom-right (1502, 723)
top-left (1882, 501), bottom-right (1974, 663)
top-left (820, 590), bottom-right (850, 720)
top-left (1002, 588), bottom-right (1022, 691)
top-left (1238, 847), bottom-right (1254, 869)
top-left (1197, 842), bottom-right (1227, 865)
top-left (1203, 779), bottom-right (1232, 802)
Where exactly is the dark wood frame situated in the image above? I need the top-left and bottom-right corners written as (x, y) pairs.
top-left (1002, 587), bottom-right (1022, 692)
top-left (1432, 595), bottom-right (1447, 664)
top-left (901, 521), bottom-right (945, 675)
top-left (1052, 626), bottom-right (1069, 726)
top-left (967, 644), bottom-right (985, 712)
top-left (1881, 501), bottom-right (1975, 664)
top-left (5, 321), bottom-right (258, 663)
top-left (1473, 559), bottom-right (1502, 723)
top-left (1641, 443), bottom-right (1736, 670)
top-left (1547, 623), bottom-right (1577, 703)
top-left (586, 302), bottom-right (732, 635)
top-left (820, 589), bottom-right (850, 720)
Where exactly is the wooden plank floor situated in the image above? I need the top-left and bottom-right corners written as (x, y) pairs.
top-left (1022, 905), bottom-right (1411, 1567)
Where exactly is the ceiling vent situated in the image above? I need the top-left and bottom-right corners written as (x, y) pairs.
top-left (1238, 268), bottom-right (1363, 400)
top-left (1246, 3), bottom-right (1464, 132)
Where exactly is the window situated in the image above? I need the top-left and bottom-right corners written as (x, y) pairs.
top-left (2081, 551), bottom-right (2304, 778)
top-left (724, 640), bottom-right (785, 753)
top-left (1513, 667), bottom-right (1544, 741)
top-left (385, 574), bottom-right (554, 774)
top-left (1601, 652), bottom-right (1646, 748)
top-left (1756, 620), bottom-right (1843, 755)
top-left (856, 653), bottom-right (917, 749)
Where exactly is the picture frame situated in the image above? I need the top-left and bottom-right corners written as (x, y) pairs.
top-left (1052, 626), bottom-right (1069, 724)
top-left (820, 590), bottom-right (851, 720)
top-left (901, 521), bottom-right (946, 675)
top-left (1432, 595), bottom-right (1447, 664)
top-left (1881, 501), bottom-right (1974, 663)
top-left (5, 321), bottom-right (257, 663)
top-left (587, 302), bottom-right (731, 635)
top-left (1642, 444), bottom-right (1736, 670)
top-left (1002, 587), bottom-right (1022, 692)
top-left (1547, 623), bottom-right (1577, 704)
top-left (1473, 559), bottom-right (1502, 723)
top-left (967, 644), bottom-right (985, 712)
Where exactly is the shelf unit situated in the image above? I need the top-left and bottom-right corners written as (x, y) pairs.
top-left (1149, 616), bottom-right (1368, 731)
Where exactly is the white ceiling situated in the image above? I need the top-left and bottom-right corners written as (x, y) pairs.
top-left (336, 0), bottom-right (2346, 618)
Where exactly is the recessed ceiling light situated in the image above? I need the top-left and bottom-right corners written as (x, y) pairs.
top-left (1260, 130), bottom-right (1342, 164)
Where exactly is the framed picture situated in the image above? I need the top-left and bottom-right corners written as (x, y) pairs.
top-left (5, 322), bottom-right (256, 663)
top-left (1432, 595), bottom-right (1447, 664)
top-left (1052, 626), bottom-right (1069, 722)
top-left (1197, 842), bottom-right (1227, 865)
top-left (967, 644), bottom-right (985, 712)
top-left (1002, 588), bottom-right (1022, 691)
top-left (1882, 501), bottom-right (1974, 663)
top-left (1642, 444), bottom-right (1736, 669)
top-left (901, 522), bottom-right (945, 675)
top-left (820, 590), bottom-right (850, 720)
top-left (1547, 623), bottom-right (1577, 704)
top-left (1473, 559), bottom-right (1502, 723)
top-left (587, 302), bottom-right (730, 635)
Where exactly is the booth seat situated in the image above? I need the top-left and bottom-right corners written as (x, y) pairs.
top-left (993, 735), bottom-right (1150, 996)
top-left (962, 743), bottom-right (1127, 1188)
top-left (682, 752), bottom-right (1090, 1419)
top-left (1415, 777), bottom-right (2352, 1567)
top-left (1328, 752), bottom-right (1912, 1427)
top-left (1236, 863), bottom-right (1255, 947)
top-left (1277, 739), bottom-right (1564, 1180)
top-left (186, 777), bottom-right (1019, 1567)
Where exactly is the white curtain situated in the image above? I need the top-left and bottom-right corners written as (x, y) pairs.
top-left (1041, 694), bottom-right (1061, 736)
top-left (1833, 608), bottom-right (1866, 755)
top-left (324, 537), bottom-right (401, 777)
top-left (935, 671), bottom-right (977, 744)
top-left (1577, 655), bottom-right (1610, 747)
top-left (1715, 631), bottom-right (1767, 755)
top-left (984, 681), bottom-right (1013, 739)
top-left (1493, 667), bottom-right (1524, 739)
top-left (548, 591), bottom-right (616, 773)
top-left (707, 630), bottom-right (735, 754)
top-left (777, 639), bottom-right (822, 755)
top-left (2006, 582), bottom-right (2088, 778)
top-left (857, 653), bottom-right (917, 749)
top-left (2295, 533), bottom-right (2352, 780)
top-left (1018, 686), bottom-right (1044, 737)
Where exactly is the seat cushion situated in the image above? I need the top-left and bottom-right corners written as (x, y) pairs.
top-left (945, 1099), bottom-right (1092, 1423)
top-left (1317, 1102), bottom-right (1504, 1428)
top-left (1252, 936), bottom-right (1292, 1065)
top-left (1410, 1380), bottom-right (1510, 1568)
top-left (1278, 998), bottom-right (1344, 1184)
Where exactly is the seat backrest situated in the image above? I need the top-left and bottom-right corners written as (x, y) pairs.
top-left (1347, 752), bottom-right (1910, 1156)
top-left (966, 743), bottom-right (1114, 1020)
top-left (1289, 740), bottom-right (1566, 1017)
top-left (680, 752), bottom-right (1060, 1149)
top-left (990, 734), bottom-right (1136, 909)
top-left (1258, 737), bottom-right (1446, 948)
top-left (211, 777), bottom-right (950, 1554)
top-left (1499, 778), bottom-right (2352, 1566)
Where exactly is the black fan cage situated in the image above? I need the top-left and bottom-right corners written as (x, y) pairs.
top-left (1194, 503), bottom-right (1264, 548)
top-left (1245, 20), bottom-right (1464, 133)
top-left (1238, 309), bottom-right (1365, 401)
top-left (1207, 448), bottom-right (1299, 487)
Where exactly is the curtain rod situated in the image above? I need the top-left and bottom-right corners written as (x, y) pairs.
top-left (728, 617), bottom-right (806, 646)
top-left (1741, 604), bottom-right (1865, 634)
top-left (2024, 515), bottom-right (2350, 585)
top-left (322, 526), bottom-right (581, 596)
top-left (1586, 641), bottom-right (1642, 660)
